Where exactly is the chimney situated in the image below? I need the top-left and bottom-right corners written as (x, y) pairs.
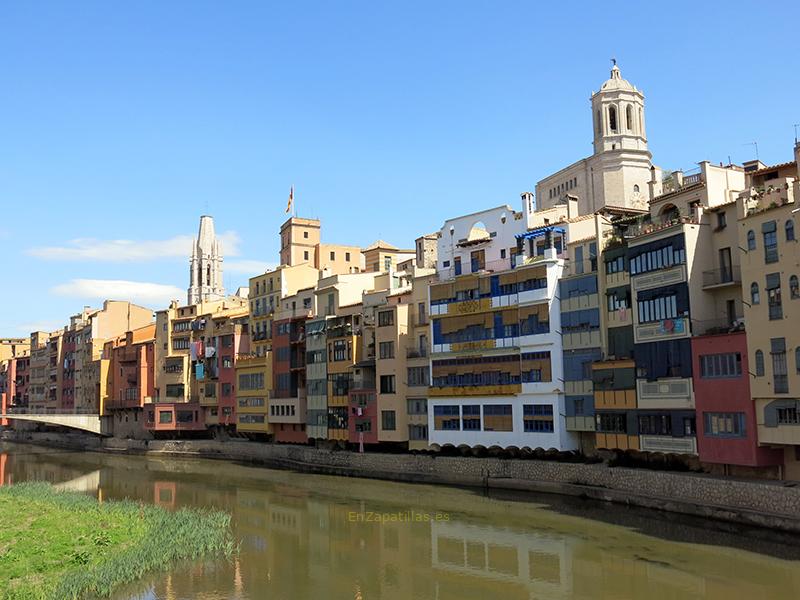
top-left (565, 194), bottom-right (579, 219)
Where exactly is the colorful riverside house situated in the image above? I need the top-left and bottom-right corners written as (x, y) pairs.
top-left (150, 297), bottom-right (248, 437)
top-left (103, 324), bottom-right (156, 439)
top-left (622, 161), bottom-right (747, 456)
top-left (739, 145), bottom-right (800, 479)
top-left (269, 287), bottom-right (314, 443)
top-left (427, 203), bottom-right (577, 452)
top-left (235, 351), bottom-right (272, 439)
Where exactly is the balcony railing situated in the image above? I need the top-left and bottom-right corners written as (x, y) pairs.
top-left (702, 266), bottom-right (741, 289)
top-left (406, 348), bottom-right (428, 359)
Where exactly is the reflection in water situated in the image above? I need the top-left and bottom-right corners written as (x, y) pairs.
top-left (1, 442), bottom-right (799, 600)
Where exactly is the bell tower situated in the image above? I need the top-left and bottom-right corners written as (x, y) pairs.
top-left (591, 61), bottom-right (648, 155)
top-left (188, 215), bottom-right (225, 305)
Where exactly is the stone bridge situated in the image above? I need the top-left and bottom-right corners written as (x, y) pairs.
top-left (0, 413), bottom-right (108, 435)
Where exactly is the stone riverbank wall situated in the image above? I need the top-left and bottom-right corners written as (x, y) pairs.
top-left (5, 430), bottom-right (800, 533)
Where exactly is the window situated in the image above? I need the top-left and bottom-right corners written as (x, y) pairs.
top-left (716, 212), bottom-right (727, 229)
top-left (608, 105), bottom-right (617, 132)
top-left (500, 248), bottom-right (506, 259)
top-left (483, 404), bottom-right (513, 431)
top-left (332, 339), bottom-right (349, 361)
top-left (378, 311), bottom-right (394, 327)
top-left (407, 398), bottom-right (427, 415)
top-left (605, 255), bottom-right (625, 274)
top-left (763, 222), bottom-right (778, 263)
top-left (303, 231), bottom-right (309, 239)
top-left (407, 367), bottom-right (429, 386)
top-left (345, 252), bottom-right (351, 262)
top-left (238, 373), bottom-right (265, 391)
top-left (777, 407), bottom-right (800, 425)
top-left (638, 414), bottom-right (672, 435)
top-left (381, 410), bottom-right (396, 431)
top-left (172, 338), bottom-right (190, 350)
top-left (596, 413), bottom-right (626, 433)
top-left (379, 341), bottom-right (395, 359)
top-left (304, 250), bottom-right (309, 260)
top-left (790, 275), bottom-right (799, 299)
top-left (747, 230), bottom-right (756, 251)
top-left (221, 383), bottom-right (232, 397)
top-left (159, 411), bottom-right (173, 424)
top-left (523, 404), bottom-right (554, 432)
top-left (755, 350), bottom-right (765, 377)
top-left (222, 356), bottom-right (232, 369)
top-left (787, 219), bottom-right (795, 241)
top-left (636, 294), bottom-right (678, 324)
top-left (629, 243), bottom-right (686, 275)
top-left (766, 273), bottom-right (782, 320)
top-left (751, 282), bottom-right (760, 305)
top-left (330, 251), bottom-right (335, 260)
top-left (771, 338), bottom-right (788, 394)
top-left (699, 353), bottom-right (742, 378)
top-left (796, 347), bottom-right (800, 374)
top-left (384, 256), bottom-right (392, 270)
top-left (574, 245), bottom-right (584, 274)
top-left (462, 405), bottom-right (481, 430)
top-left (380, 375), bottom-right (396, 394)
top-left (433, 405), bottom-right (460, 430)
top-left (704, 412), bottom-right (745, 438)
top-left (625, 104), bottom-right (633, 130)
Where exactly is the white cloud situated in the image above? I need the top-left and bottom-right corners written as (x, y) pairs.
top-left (27, 231), bottom-right (241, 262)
top-left (51, 279), bottom-right (184, 308)
top-left (225, 259), bottom-right (278, 275)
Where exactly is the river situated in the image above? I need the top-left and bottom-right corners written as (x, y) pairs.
top-left (1, 442), bottom-right (799, 600)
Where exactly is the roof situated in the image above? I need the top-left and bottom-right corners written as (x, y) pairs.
top-left (364, 240), bottom-right (397, 251)
top-left (650, 181), bottom-right (705, 204)
top-left (597, 65), bottom-right (637, 93)
top-left (750, 160), bottom-right (797, 177)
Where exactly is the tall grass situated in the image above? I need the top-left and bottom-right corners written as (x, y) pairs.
top-left (0, 482), bottom-right (234, 600)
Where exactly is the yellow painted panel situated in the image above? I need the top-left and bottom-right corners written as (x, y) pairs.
top-left (428, 384), bottom-right (521, 397)
top-left (450, 339), bottom-right (496, 352)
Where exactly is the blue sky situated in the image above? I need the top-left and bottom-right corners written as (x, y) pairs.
top-left (1, 1), bottom-right (797, 335)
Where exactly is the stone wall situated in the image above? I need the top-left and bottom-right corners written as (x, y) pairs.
top-left (6, 431), bottom-right (800, 532)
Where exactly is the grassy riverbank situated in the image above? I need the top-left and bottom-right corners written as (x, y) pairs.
top-left (0, 482), bottom-right (234, 600)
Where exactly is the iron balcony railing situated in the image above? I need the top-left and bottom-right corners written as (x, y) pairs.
top-left (702, 266), bottom-right (741, 288)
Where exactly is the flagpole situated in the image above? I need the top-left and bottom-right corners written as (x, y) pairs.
top-left (293, 184), bottom-right (297, 217)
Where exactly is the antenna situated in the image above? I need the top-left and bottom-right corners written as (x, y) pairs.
top-left (743, 141), bottom-right (759, 160)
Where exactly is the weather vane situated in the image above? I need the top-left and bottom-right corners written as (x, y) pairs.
top-left (611, 57), bottom-right (617, 67)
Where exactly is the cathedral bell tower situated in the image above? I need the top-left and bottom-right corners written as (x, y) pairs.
top-left (188, 215), bottom-right (225, 305)
top-left (591, 61), bottom-right (648, 155)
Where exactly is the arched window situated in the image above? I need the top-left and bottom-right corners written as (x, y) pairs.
top-left (786, 219), bottom-right (795, 241)
top-left (751, 282), bottom-right (760, 305)
top-left (747, 230), bottom-right (756, 251)
top-left (755, 350), bottom-right (765, 376)
top-left (626, 105), bottom-right (633, 131)
top-left (596, 110), bottom-right (601, 136)
top-left (790, 275), bottom-right (799, 299)
top-left (633, 184), bottom-right (640, 194)
top-left (206, 264), bottom-right (211, 286)
top-left (609, 106), bottom-right (617, 132)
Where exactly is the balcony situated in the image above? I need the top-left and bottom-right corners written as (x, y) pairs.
top-left (639, 435), bottom-right (697, 455)
top-left (626, 216), bottom-right (698, 242)
top-left (694, 316), bottom-right (744, 336)
top-left (702, 266), bottom-right (741, 290)
top-left (561, 329), bottom-right (601, 351)
top-left (606, 308), bottom-right (632, 328)
top-left (636, 378), bottom-right (694, 410)
top-left (565, 416), bottom-right (595, 431)
top-left (634, 316), bottom-right (691, 344)
top-left (406, 348), bottom-right (429, 359)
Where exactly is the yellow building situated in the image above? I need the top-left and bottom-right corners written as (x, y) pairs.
top-left (249, 263), bottom-right (319, 357)
top-left (363, 240), bottom-right (416, 273)
top-left (279, 216), bottom-right (363, 275)
top-left (235, 352), bottom-right (272, 437)
top-left (739, 146), bottom-right (800, 478)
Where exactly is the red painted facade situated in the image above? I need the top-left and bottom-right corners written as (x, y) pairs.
top-left (692, 332), bottom-right (782, 467)
top-left (145, 403), bottom-right (205, 431)
top-left (106, 332), bottom-right (156, 411)
top-left (348, 389), bottom-right (378, 445)
top-left (273, 423), bottom-right (308, 443)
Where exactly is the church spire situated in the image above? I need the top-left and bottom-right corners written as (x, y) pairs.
top-left (188, 215), bottom-right (225, 305)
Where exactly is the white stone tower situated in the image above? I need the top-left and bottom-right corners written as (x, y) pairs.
top-left (188, 215), bottom-right (225, 305)
top-left (591, 61), bottom-right (648, 154)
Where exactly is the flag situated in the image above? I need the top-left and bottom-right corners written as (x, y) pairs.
top-left (285, 186), bottom-right (294, 213)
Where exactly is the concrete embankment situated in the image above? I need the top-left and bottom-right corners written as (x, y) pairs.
top-left (5, 430), bottom-right (800, 533)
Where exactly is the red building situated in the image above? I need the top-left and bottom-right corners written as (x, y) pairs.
top-left (692, 331), bottom-right (782, 473)
top-left (270, 316), bottom-right (308, 443)
top-left (105, 325), bottom-right (157, 438)
top-left (348, 361), bottom-right (378, 446)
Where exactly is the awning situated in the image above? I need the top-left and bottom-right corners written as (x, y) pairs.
top-left (515, 226), bottom-right (566, 240)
